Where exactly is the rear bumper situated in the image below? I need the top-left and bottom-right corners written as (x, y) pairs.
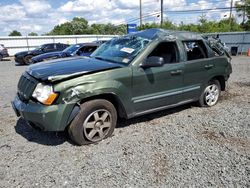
top-left (11, 96), bottom-right (75, 131)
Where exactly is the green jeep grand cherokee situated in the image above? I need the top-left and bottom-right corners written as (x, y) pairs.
top-left (12, 29), bottom-right (232, 145)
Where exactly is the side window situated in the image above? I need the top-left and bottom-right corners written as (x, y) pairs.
top-left (79, 46), bottom-right (97, 53)
top-left (56, 43), bottom-right (64, 50)
top-left (148, 42), bottom-right (178, 64)
top-left (43, 44), bottom-right (55, 51)
top-left (183, 41), bottom-right (207, 61)
top-left (84, 46), bottom-right (98, 53)
top-left (78, 46), bottom-right (86, 54)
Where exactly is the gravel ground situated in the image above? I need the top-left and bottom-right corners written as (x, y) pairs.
top-left (0, 57), bottom-right (249, 187)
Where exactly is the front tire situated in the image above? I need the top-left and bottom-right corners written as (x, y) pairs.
top-left (68, 99), bottom-right (117, 145)
top-left (198, 80), bottom-right (221, 107)
top-left (24, 55), bottom-right (33, 65)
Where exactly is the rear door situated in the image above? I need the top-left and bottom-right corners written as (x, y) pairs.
top-left (131, 42), bottom-right (184, 114)
top-left (182, 40), bottom-right (212, 101)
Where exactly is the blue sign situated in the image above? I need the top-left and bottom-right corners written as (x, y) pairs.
top-left (127, 24), bottom-right (137, 34)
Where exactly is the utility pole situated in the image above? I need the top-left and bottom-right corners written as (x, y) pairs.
top-left (229, 0), bottom-right (233, 31)
top-left (140, 0), bottom-right (142, 27)
top-left (242, 0), bottom-right (246, 24)
top-left (161, 0), bottom-right (163, 27)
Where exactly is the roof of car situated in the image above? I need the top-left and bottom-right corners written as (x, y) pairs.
top-left (132, 28), bottom-right (203, 41)
top-left (74, 43), bottom-right (100, 46)
top-left (41, 43), bottom-right (68, 45)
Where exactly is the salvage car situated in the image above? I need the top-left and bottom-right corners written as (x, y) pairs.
top-left (0, 44), bottom-right (9, 60)
top-left (12, 29), bottom-right (232, 145)
top-left (31, 43), bottom-right (100, 63)
top-left (14, 43), bottom-right (69, 65)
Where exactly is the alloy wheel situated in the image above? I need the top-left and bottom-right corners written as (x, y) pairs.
top-left (204, 84), bottom-right (219, 106)
top-left (83, 109), bottom-right (112, 142)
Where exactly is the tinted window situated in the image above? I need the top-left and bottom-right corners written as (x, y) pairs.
top-left (81, 46), bottom-right (98, 53)
top-left (183, 41), bottom-right (207, 61)
top-left (63, 44), bottom-right (81, 54)
top-left (148, 42), bottom-right (178, 64)
top-left (43, 44), bottom-right (55, 50)
top-left (57, 43), bottom-right (67, 50)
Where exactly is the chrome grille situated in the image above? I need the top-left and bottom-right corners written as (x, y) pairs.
top-left (17, 73), bottom-right (37, 102)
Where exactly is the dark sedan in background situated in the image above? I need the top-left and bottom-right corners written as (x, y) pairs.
top-left (0, 44), bottom-right (9, 61)
top-left (14, 43), bottom-right (69, 65)
top-left (31, 43), bottom-right (100, 64)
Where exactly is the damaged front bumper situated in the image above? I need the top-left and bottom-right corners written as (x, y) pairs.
top-left (11, 96), bottom-right (75, 131)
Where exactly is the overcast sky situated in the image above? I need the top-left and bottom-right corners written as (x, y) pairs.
top-left (0, 0), bottom-right (240, 36)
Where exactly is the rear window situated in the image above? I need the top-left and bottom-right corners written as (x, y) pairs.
top-left (183, 41), bottom-right (208, 61)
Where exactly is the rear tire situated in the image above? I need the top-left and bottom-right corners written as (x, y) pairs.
top-left (198, 80), bottom-right (221, 107)
top-left (24, 55), bottom-right (33, 65)
top-left (0, 54), bottom-right (3, 61)
top-left (68, 99), bottom-right (117, 145)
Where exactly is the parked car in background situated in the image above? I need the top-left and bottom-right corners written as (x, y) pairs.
top-left (14, 43), bottom-right (69, 65)
top-left (0, 44), bottom-right (9, 61)
top-left (12, 29), bottom-right (232, 145)
top-left (92, 39), bottom-right (109, 44)
top-left (31, 43), bottom-right (100, 64)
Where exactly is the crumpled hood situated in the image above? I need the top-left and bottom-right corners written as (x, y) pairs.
top-left (26, 57), bottom-right (123, 82)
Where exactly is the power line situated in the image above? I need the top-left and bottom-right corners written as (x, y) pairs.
top-left (116, 6), bottom-right (240, 26)
top-left (112, 0), bottom-right (231, 25)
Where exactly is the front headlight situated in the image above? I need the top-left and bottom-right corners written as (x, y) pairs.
top-left (32, 83), bottom-right (58, 105)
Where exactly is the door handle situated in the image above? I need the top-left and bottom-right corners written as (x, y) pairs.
top-left (204, 64), bottom-right (214, 69)
top-left (170, 70), bottom-right (182, 75)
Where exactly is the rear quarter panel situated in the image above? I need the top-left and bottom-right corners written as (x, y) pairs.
top-left (206, 56), bottom-right (231, 82)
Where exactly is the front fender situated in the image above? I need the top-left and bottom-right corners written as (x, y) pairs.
top-left (54, 67), bottom-right (134, 118)
top-left (61, 80), bottom-right (133, 116)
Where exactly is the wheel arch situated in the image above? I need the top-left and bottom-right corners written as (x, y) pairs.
top-left (79, 93), bottom-right (128, 119)
top-left (210, 75), bottom-right (226, 91)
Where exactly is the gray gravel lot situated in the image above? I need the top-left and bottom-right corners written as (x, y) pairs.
top-left (0, 57), bottom-right (249, 187)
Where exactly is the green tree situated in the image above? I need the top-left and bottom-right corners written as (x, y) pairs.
top-left (71, 17), bottom-right (89, 34)
top-left (48, 17), bottom-right (126, 35)
top-left (48, 17), bottom-right (90, 35)
top-left (8, 30), bottom-right (22, 36)
top-left (236, 0), bottom-right (250, 30)
top-left (28, 32), bottom-right (38, 36)
top-left (138, 19), bottom-right (176, 31)
top-left (217, 18), bottom-right (243, 32)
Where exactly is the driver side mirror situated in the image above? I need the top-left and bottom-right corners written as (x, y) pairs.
top-left (140, 56), bottom-right (164, 68)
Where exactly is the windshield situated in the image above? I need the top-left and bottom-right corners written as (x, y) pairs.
top-left (91, 35), bottom-right (151, 64)
top-left (63, 44), bottom-right (81, 54)
top-left (34, 45), bottom-right (43, 51)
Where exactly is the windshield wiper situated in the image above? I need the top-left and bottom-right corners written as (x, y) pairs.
top-left (94, 56), bottom-right (121, 64)
top-left (94, 56), bottom-right (106, 61)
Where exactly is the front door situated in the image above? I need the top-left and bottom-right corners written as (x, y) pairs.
top-left (131, 42), bottom-right (184, 114)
